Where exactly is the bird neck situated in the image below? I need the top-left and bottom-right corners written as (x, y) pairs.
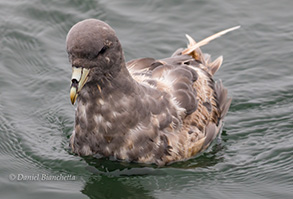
top-left (97, 64), bottom-right (136, 94)
top-left (75, 63), bottom-right (143, 135)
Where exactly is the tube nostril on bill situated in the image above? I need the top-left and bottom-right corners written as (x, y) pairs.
top-left (71, 79), bottom-right (79, 88)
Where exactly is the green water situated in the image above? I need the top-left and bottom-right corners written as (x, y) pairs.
top-left (0, 0), bottom-right (292, 198)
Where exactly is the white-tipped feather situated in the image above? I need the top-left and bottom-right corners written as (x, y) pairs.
top-left (183, 26), bottom-right (240, 55)
top-left (185, 34), bottom-right (197, 47)
top-left (210, 56), bottom-right (223, 75)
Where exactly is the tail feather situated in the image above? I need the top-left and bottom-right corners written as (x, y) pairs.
top-left (182, 26), bottom-right (240, 55)
top-left (182, 26), bottom-right (240, 75)
top-left (202, 123), bottom-right (217, 150)
top-left (210, 56), bottom-right (223, 75)
top-left (185, 34), bottom-right (206, 65)
top-left (215, 80), bottom-right (232, 119)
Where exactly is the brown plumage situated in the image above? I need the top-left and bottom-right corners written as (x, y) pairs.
top-left (66, 19), bottom-right (239, 165)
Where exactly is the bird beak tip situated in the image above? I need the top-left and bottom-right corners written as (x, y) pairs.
top-left (70, 86), bottom-right (77, 105)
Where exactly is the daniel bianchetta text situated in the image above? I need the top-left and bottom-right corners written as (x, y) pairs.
top-left (9, 173), bottom-right (76, 181)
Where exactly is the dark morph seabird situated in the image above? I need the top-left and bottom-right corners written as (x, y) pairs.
top-left (66, 19), bottom-right (239, 165)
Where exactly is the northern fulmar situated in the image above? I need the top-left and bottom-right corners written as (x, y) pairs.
top-left (66, 19), bottom-right (239, 165)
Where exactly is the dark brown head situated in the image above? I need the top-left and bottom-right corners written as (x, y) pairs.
top-left (66, 19), bottom-right (124, 104)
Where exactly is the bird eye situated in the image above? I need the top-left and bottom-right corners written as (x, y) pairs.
top-left (93, 46), bottom-right (108, 59)
top-left (99, 46), bottom-right (108, 54)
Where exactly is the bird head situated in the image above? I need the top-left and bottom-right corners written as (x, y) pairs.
top-left (66, 19), bottom-right (123, 104)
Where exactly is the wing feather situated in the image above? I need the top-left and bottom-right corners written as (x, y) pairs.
top-left (123, 26), bottom-right (236, 163)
